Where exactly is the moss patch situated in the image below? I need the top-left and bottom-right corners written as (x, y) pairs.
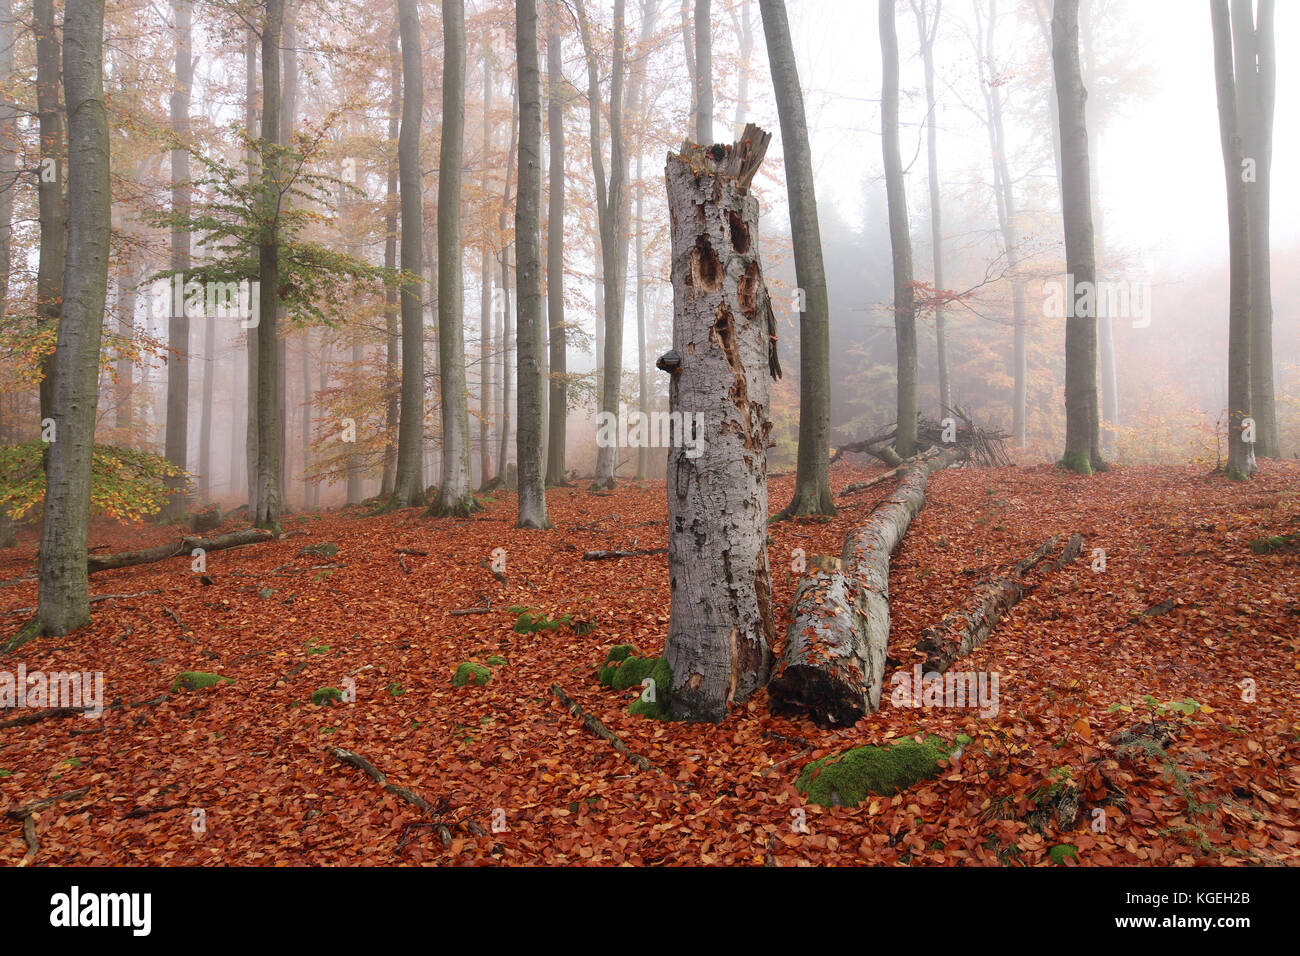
top-left (1249, 532), bottom-right (1299, 554)
top-left (299, 542), bottom-right (339, 558)
top-left (1048, 843), bottom-right (1079, 865)
top-left (1059, 451), bottom-right (1093, 476)
top-left (795, 735), bottom-right (953, 807)
top-left (485, 655), bottom-right (508, 667)
top-left (311, 686), bottom-right (344, 706)
top-left (452, 662), bottom-right (491, 687)
top-left (627, 657), bottom-right (676, 720)
top-left (170, 671), bottom-right (235, 693)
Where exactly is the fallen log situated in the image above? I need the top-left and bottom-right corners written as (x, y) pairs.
top-left (839, 466), bottom-right (904, 497)
top-left (768, 449), bottom-right (956, 726)
top-left (914, 535), bottom-right (1082, 673)
top-left (581, 547), bottom-right (667, 561)
top-left (87, 528), bottom-right (274, 574)
top-left (327, 746), bottom-right (454, 847)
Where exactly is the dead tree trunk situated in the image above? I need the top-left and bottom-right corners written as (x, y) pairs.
top-left (87, 528), bottom-right (274, 574)
top-left (662, 126), bottom-right (777, 723)
top-left (769, 449), bottom-right (953, 726)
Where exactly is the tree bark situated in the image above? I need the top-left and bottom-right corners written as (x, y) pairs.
top-left (430, 0), bottom-right (477, 516)
top-left (768, 449), bottom-right (953, 726)
top-left (1053, 0), bottom-right (1101, 475)
top-left (164, 0), bottom-right (193, 516)
top-left (495, 85), bottom-right (518, 483)
top-left (380, 28), bottom-right (401, 497)
top-left (759, 0), bottom-right (834, 516)
top-left (34, 0), bottom-right (66, 425)
top-left (662, 129), bottom-right (776, 723)
top-left (1234, 0), bottom-right (1276, 458)
top-left (35, 0), bottom-right (109, 636)
top-left (87, 528), bottom-right (273, 574)
top-left (244, 26), bottom-right (260, 513)
top-left (479, 58), bottom-right (494, 486)
top-left (254, 0), bottom-right (285, 529)
top-left (881, 0), bottom-right (917, 458)
top-left (514, 0), bottom-right (549, 528)
top-left (544, 12), bottom-right (568, 487)
top-left (393, 0), bottom-right (425, 507)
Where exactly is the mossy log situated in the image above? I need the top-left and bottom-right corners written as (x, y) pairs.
top-left (768, 449), bottom-right (955, 726)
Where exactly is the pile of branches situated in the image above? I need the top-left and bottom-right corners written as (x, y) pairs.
top-left (831, 407), bottom-right (1012, 469)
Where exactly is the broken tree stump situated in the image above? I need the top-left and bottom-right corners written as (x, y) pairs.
top-left (661, 125), bottom-right (780, 723)
top-left (768, 449), bottom-right (955, 726)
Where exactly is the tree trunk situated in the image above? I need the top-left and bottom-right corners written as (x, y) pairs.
top-left (0, 0), bottom-right (12, 547)
top-left (1053, 0), bottom-right (1101, 475)
top-left (35, 0), bottom-right (109, 636)
top-left (576, 0), bottom-right (628, 491)
top-left (1209, 0), bottom-right (1256, 478)
top-left (731, 0), bottom-right (753, 136)
top-left (479, 58), bottom-right (494, 486)
top-left (769, 449), bottom-right (953, 726)
top-left (1234, 0), bottom-right (1276, 458)
top-left (635, 150), bottom-right (648, 480)
top-left (430, 0), bottom-right (476, 516)
top-left (545, 12), bottom-right (568, 487)
top-left (87, 528), bottom-right (273, 574)
top-left (276, 5), bottom-right (297, 502)
top-left (244, 26), bottom-right (259, 513)
top-left (380, 28), bottom-right (401, 497)
top-left (393, 0), bottom-right (425, 507)
top-left (514, 0), bottom-right (550, 528)
top-left (254, 0), bottom-right (285, 529)
top-left (694, 0), bottom-right (712, 144)
top-left (34, 0), bottom-right (66, 425)
top-left (911, 0), bottom-right (950, 416)
top-left (164, 0), bottom-right (193, 517)
top-left (881, 0), bottom-right (918, 458)
top-left (759, 0), bottom-right (834, 516)
top-left (495, 85), bottom-right (518, 483)
top-left (662, 128), bottom-right (777, 723)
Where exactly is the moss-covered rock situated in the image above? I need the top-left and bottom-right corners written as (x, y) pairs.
top-left (311, 686), bottom-right (344, 706)
top-left (452, 662), bottom-right (491, 688)
top-left (795, 735), bottom-right (953, 807)
top-left (596, 644), bottom-right (638, 685)
top-left (627, 657), bottom-right (676, 720)
top-left (171, 671), bottom-right (235, 693)
top-left (486, 655), bottom-right (508, 667)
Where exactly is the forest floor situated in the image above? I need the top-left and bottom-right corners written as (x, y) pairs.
top-left (0, 461), bottom-right (1297, 866)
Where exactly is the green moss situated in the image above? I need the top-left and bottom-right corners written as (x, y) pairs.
top-left (452, 662), bottom-right (491, 687)
top-left (795, 735), bottom-right (953, 807)
top-left (171, 671), bottom-right (234, 693)
top-left (311, 687), bottom-right (344, 706)
top-left (486, 655), bottom-right (508, 667)
top-left (1048, 843), bottom-right (1079, 865)
top-left (1249, 532), bottom-right (1299, 554)
top-left (387, 683), bottom-right (406, 697)
top-left (628, 657), bottom-right (677, 720)
top-left (299, 542), bottom-right (339, 558)
top-left (1059, 451), bottom-right (1093, 476)
top-left (305, 637), bottom-right (330, 655)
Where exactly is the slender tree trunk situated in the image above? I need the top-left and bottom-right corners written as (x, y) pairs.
top-left (0, 0), bottom-right (17, 546)
top-left (299, 330), bottom-right (312, 506)
top-left (1053, 0), bottom-right (1101, 474)
top-left (694, 0), bottom-right (712, 143)
top-left (881, 0), bottom-right (917, 458)
top-left (514, 0), bottom-right (550, 528)
top-left (35, 0), bottom-right (109, 636)
top-left (254, 0), bottom-right (285, 529)
top-left (576, 0), bottom-right (629, 490)
top-left (244, 27), bottom-right (259, 512)
top-left (680, 0), bottom-right (696, 121)
top-left (430, 0), bottom-right (476, 516)
top-left (34, 0), bottom-right (66, 425)
top-left (545, 12), bottom-right (568, 487)
top-left (663, 131), bottom-right (776, 722)
top-left (496, 85), bottom-right (518, 482)
top-left (392, 0), bottom-right (425, 506)
top-left (759, 0), bottom-right (834, 516)
top-left (1234, 0), bottom-right (1276, 457)
top-left (381, 28), bottom-right (401, 497)
top-left (1210, 0), bottom-right (1256, 478)
top-left (635, 151), bottom-right (648, 480)
top-left (731, 0), bottom-right (753, 136)
top-left (164, 0), bottom-right (193, 516)
top-left (276, 5), bottom-right (297, 502)
top-left (479, 58), bottom-right (494, 486)
top-left (912, 0), bottom-right (950, 416)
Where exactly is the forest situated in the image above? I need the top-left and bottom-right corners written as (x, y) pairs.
top-left (0, 0), bottom-right (1296, 885)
